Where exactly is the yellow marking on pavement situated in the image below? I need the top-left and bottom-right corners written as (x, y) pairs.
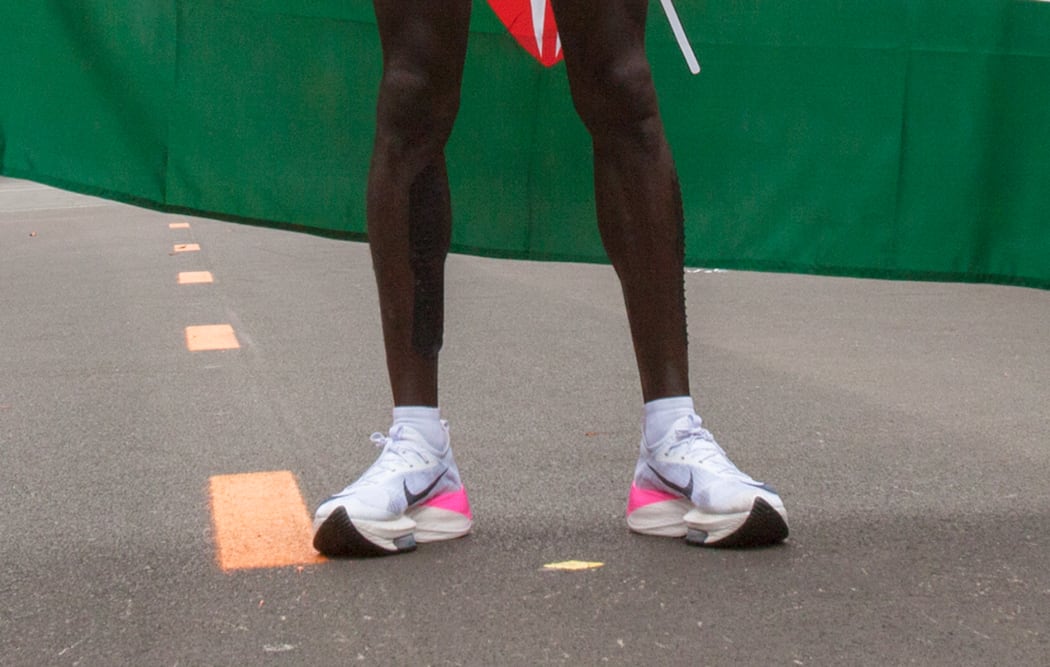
top-left (178, 271), bottom-right (214, 285)
top-left (542, 560), bottom-right (605, 571)
top-left (169, 222), bottom-right (191, 229)
top-left (173, 243), bottom-right (200, 253)
top-left (209, 471), bottom-right (325, 571)
top-left (185, 324), bottom-right (240, 351)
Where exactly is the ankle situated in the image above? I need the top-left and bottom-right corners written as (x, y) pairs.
top-left (391, 406), bottom-right (448, 451)
top-left (642, 396), bottom-right (695, 447)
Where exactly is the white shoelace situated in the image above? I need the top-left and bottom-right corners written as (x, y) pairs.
top-left (355, 426), bottom-right (432, 486)
top-left (664, 414), bottom-right (745, 477)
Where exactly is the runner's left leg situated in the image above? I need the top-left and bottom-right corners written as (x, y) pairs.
top-left (552, 0), bottom-right (788, 546)
top-left (550, 0), bottom-right (688, 403)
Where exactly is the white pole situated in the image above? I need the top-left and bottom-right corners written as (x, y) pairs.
top-left (659, 0), bottom-right (701, 75)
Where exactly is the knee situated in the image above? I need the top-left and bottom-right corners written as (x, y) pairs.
top-left (569, 51), bottom-right (661, 142)
top-left (376, 61), bottom-right (462, 156)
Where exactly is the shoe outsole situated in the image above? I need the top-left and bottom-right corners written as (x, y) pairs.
top-left (686, 497), bottom-right (789, 548)
top-left (313, 507), bottom-right (417, 558)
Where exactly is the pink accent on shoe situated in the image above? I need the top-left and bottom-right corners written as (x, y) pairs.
top-left (627, 483), bottom-right (680, 515)
top-left (422, 486), bottom-right (473, 519)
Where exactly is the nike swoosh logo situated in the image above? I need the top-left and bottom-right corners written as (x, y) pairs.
top-left (403, 468), bottom-right (448, 505)
top-left (647, 464), bottom-right (693, 500)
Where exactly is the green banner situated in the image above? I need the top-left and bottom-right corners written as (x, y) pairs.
top-left (2, 1), bottom-right (1049, 288)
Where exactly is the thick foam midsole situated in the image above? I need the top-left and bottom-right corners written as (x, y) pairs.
top-left (407, 505), bottom-right (473, 543)
top-left (626, 498), bottom-right (692, 537)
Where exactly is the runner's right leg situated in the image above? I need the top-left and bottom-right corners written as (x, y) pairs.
top-left (313, 0), bottom-right (473, 557)
top-left (367, 0), bottom-right (471, 408)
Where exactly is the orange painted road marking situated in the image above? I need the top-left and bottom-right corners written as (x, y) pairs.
top-left (185, 324), bottom-right (240, 351)
top-left (173, 243), bottom-right (200, 253)
top-left (178, 271), bottom-right (214, 285)
top-left (209, 471), bottom-right (325, 571)
top-left (169, 222), bottom-right (191, 229)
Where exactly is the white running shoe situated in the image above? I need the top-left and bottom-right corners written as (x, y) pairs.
top-left (313, 421), bottom-right (472, 557)
top-left (627, 414), bottom-right (788, 547)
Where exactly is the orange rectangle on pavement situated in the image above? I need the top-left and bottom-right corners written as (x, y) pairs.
top-left (173, 243), bottom-right (200, 253)
top-left (209, 471), bottom-right (325, 571)
top-left (177, 271), bottom-right (214, 285)
top-left (185, 324), bottom-right (240, 351)
top-left (169, 222), bottom-right (191, 229)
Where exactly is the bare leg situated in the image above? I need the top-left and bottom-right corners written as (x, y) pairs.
top-left (551, 0), bottom-right (689, 403)
top-left (317, 0), bottom-right (786, 556)
top-left (311, 1), bottom-right (476, 557)
top-left (550, 2), bottom-right (788, 547)
top-left (367, 0), bottom-right (472, 407)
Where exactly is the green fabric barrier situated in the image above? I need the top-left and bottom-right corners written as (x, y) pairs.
top-left (2, 1), bottom-right (1049, 288)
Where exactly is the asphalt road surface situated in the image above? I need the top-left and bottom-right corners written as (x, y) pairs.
top-left (2, 176), bottom-right (1048, 665)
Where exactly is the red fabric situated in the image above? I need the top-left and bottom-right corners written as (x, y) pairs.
top-left (487, 0), bottom-right (562, 67)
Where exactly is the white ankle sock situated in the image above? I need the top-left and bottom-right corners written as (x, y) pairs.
top-left (643, 396), bottom-right (696, 447)
top-left (392, 406), bottom-right (447, 451)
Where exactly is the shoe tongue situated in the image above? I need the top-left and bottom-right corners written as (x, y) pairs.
top-left (388, 425), bottom-right (443, 458)
top-left (390, 423), bottom-right (447, 453)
